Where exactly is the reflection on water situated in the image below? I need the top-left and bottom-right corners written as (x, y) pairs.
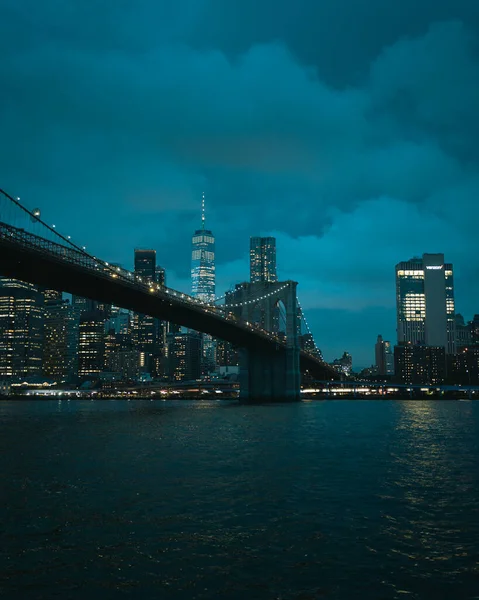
top-left (377, 401), bottom-right (479, 596)
top-left (0, 400), bottom-right (479, 599)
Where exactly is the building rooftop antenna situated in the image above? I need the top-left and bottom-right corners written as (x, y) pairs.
top-left (201, 192), bottom-right (206, 230)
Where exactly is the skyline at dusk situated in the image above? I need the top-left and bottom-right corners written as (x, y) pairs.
top-left (2, 0), bottom-right (479, 364)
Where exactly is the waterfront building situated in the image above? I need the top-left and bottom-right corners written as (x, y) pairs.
top-left (447, 346), bottom-right (479, 385)
top-left (78, 310), bottom-right (105, 379)
top-left (43, 298), bottom-right (79, 383)
top-left (250, 237), bottom-right (277, 283)
top-left (375, 335), bottom-right (394, 376)
top-left (0, 277), bottom-right (43, 379)
top-left (395, 254), bottom-right (455, 354)
top-left (394, 343), bottom-right (446, 385)
top-left (167, 331), bottom-right (202, 381)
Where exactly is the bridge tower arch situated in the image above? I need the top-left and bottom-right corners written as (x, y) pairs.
top-left (231, 281), bottom-right (301, 402)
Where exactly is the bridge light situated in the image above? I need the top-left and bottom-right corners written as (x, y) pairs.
top-left (67, 235), bottom-right (71, 239)
top-left (149, 287), bottom-right (155, 292)
top-left (105, 262), bottom-right (109, 266)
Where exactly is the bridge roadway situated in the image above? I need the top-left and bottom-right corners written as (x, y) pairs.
top-left (0, 221), bottom-right (339, 381)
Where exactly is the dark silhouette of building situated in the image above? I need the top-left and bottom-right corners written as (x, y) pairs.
top-left (375, 334), bottom-right (394, 376)
top-left (133, 249), bottom-right (165, 376)
top-left (167, 331), bottom-right (202, 381)
top-left (43, 298), bottom-right (79, 382)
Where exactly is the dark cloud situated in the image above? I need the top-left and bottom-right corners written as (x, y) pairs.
top-left (0, 1), bottom-right (478, 365)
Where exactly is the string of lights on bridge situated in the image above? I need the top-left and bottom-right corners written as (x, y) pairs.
top-left (1, 189), bottom-right (323, 361)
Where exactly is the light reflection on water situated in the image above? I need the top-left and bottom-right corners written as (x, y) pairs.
top-left (0, 399), bottom-right (478, 599)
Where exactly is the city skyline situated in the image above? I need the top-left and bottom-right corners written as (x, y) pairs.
top-left (1, 1), bottom-right (479, 365)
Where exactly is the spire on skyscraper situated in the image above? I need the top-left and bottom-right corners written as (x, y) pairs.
top-left (201, 192), bottom-right (205, 230)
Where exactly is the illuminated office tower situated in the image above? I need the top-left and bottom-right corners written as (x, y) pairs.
top-left (78, 310), bottom-right (105, 378)
top-left (191, 193), bottom-right (215, 302)
top-left (0, 278), bottom-right (44, 379)
top-left (250, 237), bottom-right (277, 283)
top-left (191, 193), bottom-right (216, 372)
top-left (43, 298), bottom-right (79, 382)
top-left (395, 253), bottom-right (455, 354)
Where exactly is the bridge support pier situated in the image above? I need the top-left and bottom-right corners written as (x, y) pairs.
top-left (238, 346), bottom-right (301, 402)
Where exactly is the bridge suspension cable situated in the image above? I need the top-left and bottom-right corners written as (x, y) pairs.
top-left (213, 282), bottom-right (291, 309)
top-left (297, 296), bottom-right (323, 358)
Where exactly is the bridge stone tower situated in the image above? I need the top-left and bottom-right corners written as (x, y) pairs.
top-left (227, 281), bottom-right (301, 402)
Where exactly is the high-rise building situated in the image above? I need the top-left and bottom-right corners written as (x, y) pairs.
top-left (191, 193), bottom-right (216, 373)
top-left (167, 331), bottom-right (202, 381)
top-left (133, 249), bottom-right (163, 376)
top-left (191, 193), bottom-right (215, 302)
top-left (0, 278), bottom-right (44, 379)
top-left (396, 254), bottom-right (455, 354)
top-left (134, 249), bottom-right (157, 282)
top-left (250, 237), bottom-right (277, 283)
top-left (78, 310), bottom-right (105, 379)
top-left (375, 335), bottom-right (394, 376)
top-left (43, 298), bottom-right (79, 382)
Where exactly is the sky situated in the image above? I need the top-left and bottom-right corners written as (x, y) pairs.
top-left (1, 0), bottom-right (479, 367)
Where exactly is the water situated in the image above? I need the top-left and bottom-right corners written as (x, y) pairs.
top-left (1, 400), bottom-right (479, 599)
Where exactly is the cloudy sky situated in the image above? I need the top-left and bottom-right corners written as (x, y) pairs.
top-left (1, 0), bottom-right (479, 366)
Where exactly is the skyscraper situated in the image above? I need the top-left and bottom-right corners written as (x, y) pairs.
top-left (133, 249), bottom-right (163, 375)
top-left (191, 193), bottom-right (215, 302)
top-left (375, 335), bottom-right (394, 376)
top-left (78, 310), bottom-right (105, 379)
top-left (43, 298), bottom-right (79, 382)
top-left (191, 193), bottom-right (216, 372)
top-left (0, 278), bottom-right (44, 379)
top-left (134, 249), bottom-right (156, 282)
top-left (395, 254), bottom-right (455, 354)
top-left (250, 237), bottom-right (277, 283)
